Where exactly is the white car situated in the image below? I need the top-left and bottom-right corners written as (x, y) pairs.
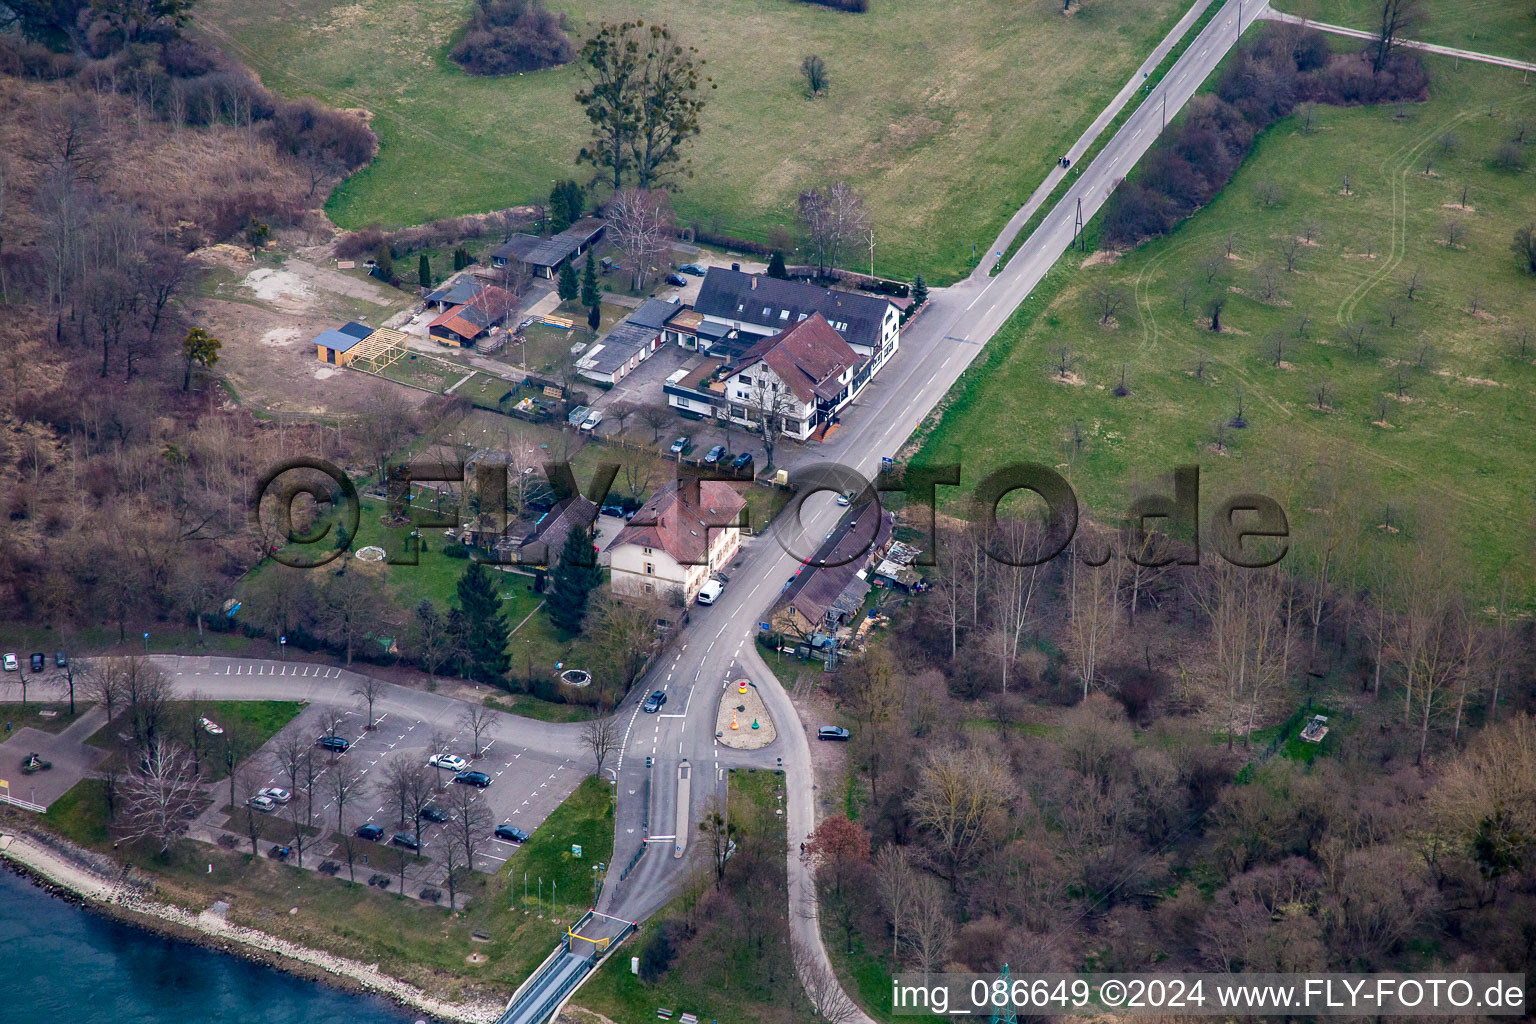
top-left (249, 795), bottom-right (276, 812)
top-left (259, 787), bottom-right (291, 804)
top-left (428, 753), bottom-right (468, 772)
top-left (835, 492), bottom-right (852, 506)
top-left (2, 653), bottom-right (16, 672)
top-left (199, 717), bottom-right (224, 735)
top-left (696, 579), bottom-right (724, 606)
top-left (578, 410), bottom-right (603, 432)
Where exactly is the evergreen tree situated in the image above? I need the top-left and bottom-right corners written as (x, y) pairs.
top-left (588, 303), bottom-right (602, 331)
top-left (557, 260), bottom-right (580, 303)
top-left (547, 524), bottom-right (603, 634)
top-left (549, 179), bottom-right (584, 232)
top-left (453, 247), bottom-right (470, 271)
top-left (418, 253), bottom-right (432, 289)
top-left (454, 562), bottom-right (510, 684)
top-left (581, 251), bottom-right (600, 308)
top-left (912, 274), bottom-right (928, 307)
top-left (767, 250), bottom-right (789, 279)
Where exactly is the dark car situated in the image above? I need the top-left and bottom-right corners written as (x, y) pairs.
top-left (318, 735), bottom-right (350, 752)
top-left (665, 272), bottom-right (688, 287)
top-left (30, 653), bottom-right (44, 672)
top-left (678, 263), bottom-right (706, 276)
top-left (54, 652), bottom-right (67, 668)
top-left (642, 689), bottom-right (667, 713)
top-left (391, 831), bottom-right (420, 850)
top-left (600, 503), bottom-right (626, 518)
top-left (703, 444), bottom-right (727, 464)
top-left (420, 804), bottom-right (451, 823)
top-left (731, 452), bottom-right (754, 470)
top-left (453, 770), bottom-right (492, 788)
top-left (495, 824), bottom-right (530, 843)
top-left (818, 726), bottom-right (852, 741)
top-left (355, 823), bottom-right (385, 841)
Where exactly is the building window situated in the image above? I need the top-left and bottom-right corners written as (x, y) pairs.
top-left (739, 375), bottom-right (752, 385)
top-left (779, 309), bottom-right (789, 320)
top-left (762, 306), bottom-right (772, 316)
top-left (644, 583), bottom-right (653, 594)
top-left (642, 546), bottom-right (652, 555)
top-left (645, 563), bottom-right (654, 575)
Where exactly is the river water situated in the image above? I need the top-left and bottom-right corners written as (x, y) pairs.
top-left (0, 869), bottom-right (423, 1024)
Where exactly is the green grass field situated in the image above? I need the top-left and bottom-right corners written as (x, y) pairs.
top-left (195, 0), bottom-right (1191, 283)
top-left (502, 774), bottom-right (613, 914)
top-left (910, 57), bottom-right (1536, 602)
top-left (1277, 0), bottom-right (1536, 61)
top-left (87, 700), bottom-right (305, 779)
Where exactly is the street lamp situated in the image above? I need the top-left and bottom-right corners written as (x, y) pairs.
top-left (591, 862), bottom-right (602, 904)
top-left (279, 635), bottom-right (288, 659)
top-left (142, 631), bottom-right (150, 652)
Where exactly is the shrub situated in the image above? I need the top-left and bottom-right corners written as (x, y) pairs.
top-left (638, 919), bottom-right (684, 981)
top-left (266, 98), bottom-right (378, 171)
top-left (443, 542), bottom-right (471, 559)
top-left (450, 0), bottom-right (574, 76)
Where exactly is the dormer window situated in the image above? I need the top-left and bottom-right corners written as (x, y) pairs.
top-left (779, 309), bottom-right (789, 319)
top-left (762, 306), bottom-right (772, 317)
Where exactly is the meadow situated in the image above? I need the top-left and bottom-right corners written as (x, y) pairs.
top-left (194, 0), bottom-right (1191, 283)
top-left (1278, 0), bottom-right (1536, 61)
top-left (910, 56), bottom-right (1536, 600)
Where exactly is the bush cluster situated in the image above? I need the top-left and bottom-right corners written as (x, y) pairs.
top-left (1104, 26), bottom-right (1428, 246)
top-left (450, 0), bottom-right (574, 76)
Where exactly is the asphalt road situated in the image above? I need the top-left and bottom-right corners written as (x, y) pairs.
top-left (595, 0), bottom-right (1272, 1013)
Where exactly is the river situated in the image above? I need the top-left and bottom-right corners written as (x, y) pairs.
top-left (0, 869), bottom-right (424, 1024)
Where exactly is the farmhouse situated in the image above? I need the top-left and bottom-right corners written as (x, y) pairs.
top-left (313, 320), bottom-right (375, 365)
top-left (490, 219), bottom-right (606, 279)
top-left (692, 267), bottom-right (900, 383)
top-left (720, 313), bottom-right (861, 440)
top-left (575, 298), bottom-right (674, 385)
top-left (428, 285), bottom-right (517, 347)
top-left (608, 480), bottom-right (746, 605)
top-left (773, 501), bottom-right (894, 638)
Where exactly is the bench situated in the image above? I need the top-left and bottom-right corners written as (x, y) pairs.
top-left (656, 1010), bottom-right (673, 1020)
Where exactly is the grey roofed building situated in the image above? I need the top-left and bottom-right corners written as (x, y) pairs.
top-left (773, 501), bottom-right (894, 635)
top-left (424, 276), bottom-right (485, 309)
top-left (576, 318), bottom-right (665, 383)
top-left (628, 297), bottom-right (679, 331)
top-left (518, 496), bottom-right (599, 569)
top-left (693, 267), bottom-right (896, 353)
top-left (490, 219), bottom-right (607, 277)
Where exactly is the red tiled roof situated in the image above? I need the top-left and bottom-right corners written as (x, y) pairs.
top-left (737, 312), bottom-right (858, 404)
top-left (611, 480), bottom-right (747, 565)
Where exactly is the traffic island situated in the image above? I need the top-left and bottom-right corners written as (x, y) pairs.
top-left (715, 679), bottom-right (776, 750)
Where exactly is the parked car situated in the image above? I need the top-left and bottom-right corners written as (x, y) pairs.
top-left (391, 832), bottom-right (420, 850)
top-left (30, 653), bottom-right (45, 672)
top-left (199, 716), bottom-right (223, 735)
top-left (495, 824), bottom-right (531, 843)
top-left (818, 726), bottom-right (852, 741)
top-left (835, 491), bottom-right (852, 506)
top-left (703, 444), bottom-right (727, 464)
top-left (600, 503), bottom-right (626, 518)
top-left (55, 652), bottom-right (67, 668)
top-left (642, 690), bottom-right (668, 713)
top-left (697, 579), bottom-right (724, 606)
top-left (665, 272), bottom-right (688, 287)
top-left (454, 770), bottom-right (492, 788)
top-left (2, 653), bottom-right (16, 672)
top-left (21, 753), bottom-right (52, 774)
top-left (249, 794), bottom-right (277, 812)
top-left (731, 452), bottom-right (754, 470)
top-left (259, 787), bottom-right (291, 804)
top-left (355, 823), bottom-right (385, 841)
top-left (669, 435), bottom-right (689, 455)
top-left (579, 409), bottom-right (604, 432)
top-left (419, 804), bottom-right (451, 824)
top-left (678, 263), bottom-right (706, 276)
top-left (427, 753), bottom-right (467, 772)
top-left (318, 735), bottom-right (350, 752)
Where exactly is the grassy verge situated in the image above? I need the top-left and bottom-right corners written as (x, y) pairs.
top-left (0, 702), bottom-right (96, 736)
top-left (574, 769), bottom-right (800, 1023)
top-left (86, 700), bottom-right (304, 780)
top-left (503, 774), bottom-right (613, 914)
top-left (991, 0), bottom-right (1232, 276)
top-left (484, 694), bottom-right (596, 724)
top-left (1274, 0), bottom-right (1536, 60)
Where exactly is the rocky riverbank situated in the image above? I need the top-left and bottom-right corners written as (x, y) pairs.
top-left (0, 833), bottom-right (505, 1024)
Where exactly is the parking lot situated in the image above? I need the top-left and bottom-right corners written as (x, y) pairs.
top-left (204, 701), bottom-right (583, 899)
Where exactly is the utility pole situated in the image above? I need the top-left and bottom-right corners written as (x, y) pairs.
top-left (1074, 197), bottom-right (1085, 252)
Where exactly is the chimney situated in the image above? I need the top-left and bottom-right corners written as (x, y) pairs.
top-left (750, 276), bottom-right (757, 290)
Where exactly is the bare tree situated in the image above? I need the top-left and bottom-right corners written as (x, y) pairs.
top-left (582, 715), bottom-right (620, 776)
top-left (1405, 268), bottom-right (1424, 301)
top-left (352, 676), bottom-right (384, 729)
top-left (605, 187), bottom-right (675, 291)
top-left (122, 739), bottom-right (200, 856)
top-left (384, 754), bottom-right (434, 846)
top-left (461, 703), bottom-right (495, 759)
top-left (82, 658), bottom-right (128, 725)
top-left (639, 403), bottom-right (673, 443)
top-left (910, 746), bottom-right (1012, 883)
top-left (800, 54), bottom-right (829, 98)
top-left (330, 762), bottom-right (364, 836)
top-left (1281, 235), bottom-right (1303, 272)
top-left (1091, 283), bottom-right (1128, 325)
top-left (794, 946), bottom-right (859, 1023)
top-left (235, 763), bottom-right (267, 856)
top-left (797, 181), bottom-right (868, 279)
top-left (904, 873), bottom-right (954, 977)
top-left (873, 844), bottom-right (917, 960)
top-left (446, 780), bottom-right (490, 871)
top-left (1373, 0), bottom-right (1426, 72)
